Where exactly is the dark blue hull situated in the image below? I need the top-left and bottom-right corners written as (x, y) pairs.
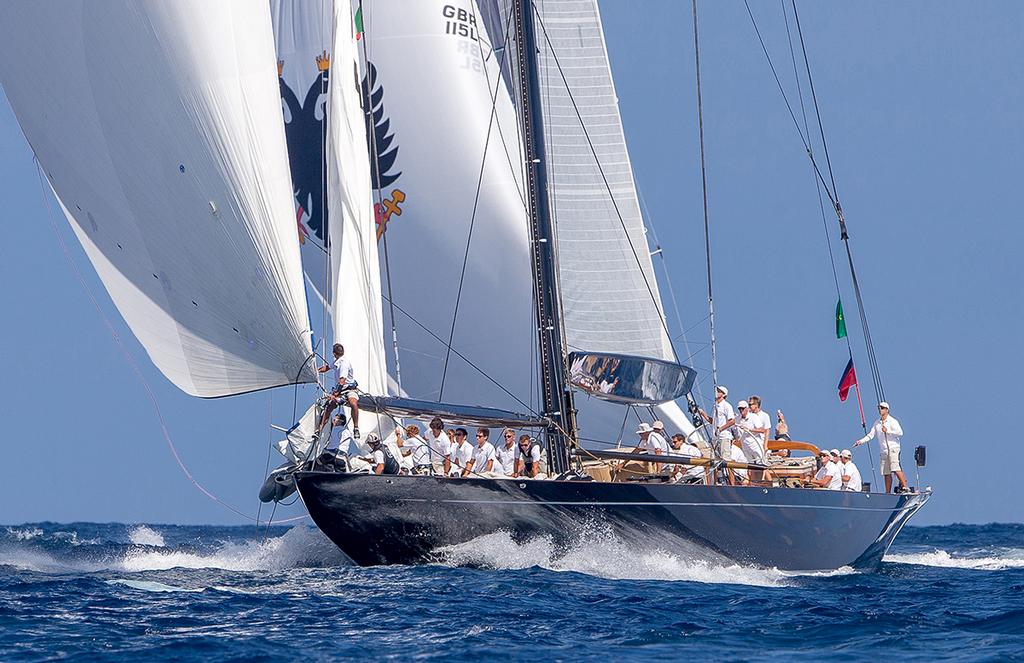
top-left (295, 473), bottom-right (929, 571)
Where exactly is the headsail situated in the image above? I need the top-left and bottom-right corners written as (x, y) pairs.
top-left (326, 0), bottom-right (387, 402)
top-left (0, 1), bottom-right (315, 396)
top-left (357, 0), bottom-right (536, 412)
top-left (270, 0), bottom-right (334, 304)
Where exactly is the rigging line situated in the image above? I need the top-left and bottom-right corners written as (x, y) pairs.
top-left (438, 2), bottom-right (519, 401)
top-left (383, 294), bottom-right (540, 416)
top-left (533, 10), bottom-right (680, 365)
top-left (781, 2), bottom-right (855, 364)
top-left (637, 187), bottom-right (695, 370)
top-left (742, 0), bottom-right (839, 210)
top-left (33, 161), bottom-right (308, 525)
top-left (691, 0), bottom-right (718, 389)
top-left (357, 0), bottom-right (403, 391)
top-left (790, 1), bottom-right (885, 403)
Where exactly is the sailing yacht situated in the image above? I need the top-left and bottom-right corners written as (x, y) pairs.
top-left (0, 0), bottom-right (929, 572)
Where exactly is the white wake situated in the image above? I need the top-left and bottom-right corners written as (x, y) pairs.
top-left (438, 530), bottom-right (799, 587)
top-left (884, 548), bottom-right (1024, 571)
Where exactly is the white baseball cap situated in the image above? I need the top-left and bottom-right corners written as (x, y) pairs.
top-left (878, 402), bottom-right (890, 409)
top-left (636, 422), bottom-right (653, 434)
top-left (737, 400), bottom-right (749, 409)
top-left (841, 449), bottom-right (852, 458)
top-left (716, 385), bottom-right (728, 397)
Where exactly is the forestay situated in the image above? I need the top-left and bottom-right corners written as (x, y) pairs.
top-left (270, 0), bottom-right (334, 304)
top-left (0, 1), bottom-right (315, 396)
top-left (358, 0), bottom-right (536, 412)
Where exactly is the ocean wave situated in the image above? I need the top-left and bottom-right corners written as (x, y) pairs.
top-left (885, 548), bottom-right (1024, 570)
top-left (127, 525), bottom-right (166, 548)
top-left (437, 530), bottom-right (794, 588)
top-left (0, 526), bottom-right (348, 574)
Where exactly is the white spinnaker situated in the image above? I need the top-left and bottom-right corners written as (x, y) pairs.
top-left (535, 0), bottom-right (674, 362)
top-left (270, 0), bottom-right (334, 304)
top-left (359, 0), bottom-right (536, 412)
top-left (326, 0), bottom-right (388, 405)
top-left (0, 1), bottom-right (315, 396)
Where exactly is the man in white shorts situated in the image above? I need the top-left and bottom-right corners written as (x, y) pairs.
top-left (854, 402), bottom-right (909, 493)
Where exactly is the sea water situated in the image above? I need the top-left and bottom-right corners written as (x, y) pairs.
top-left (1, 522), bottom-right (1022, 660)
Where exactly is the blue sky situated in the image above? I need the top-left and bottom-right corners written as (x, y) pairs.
top-left (1, 1), bottom-right (1020, 526)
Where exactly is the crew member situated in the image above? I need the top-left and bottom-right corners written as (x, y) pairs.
top-left (450, 428), bottom-right (474, 477)
top-left (811, 449), bottom-right (837, 489)
top-left (464, 427), bottom-right (496, 477)
top-left (667, 433), bottom-right (706, 484)
top-left (838, 449), bottom-right (862, 492)
top-left (494, 428), bottom-right (517, 477)
top-left (316, 343), bottom-right (360, 438)
top-left (426, 417), bottom-right (453, 475)
top-left (854, 402), bottom-right (909, 493)
top-left (366, 434), bottom-right (400, 475)
top-left (515, 434), bottom-right (541, 478)
top-left (698, 385), bottom-right (736, 463)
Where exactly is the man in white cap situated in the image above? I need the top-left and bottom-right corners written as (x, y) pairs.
top-left (699, 386), bottom-right (736, 463)
top-left (631, 422), bottom-right (665, 473)
top-left (838, 449), bottom-right (862, 492)
top-left (854, 402), bottom-right (908, 493)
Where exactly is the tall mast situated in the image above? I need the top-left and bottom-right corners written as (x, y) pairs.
top-left (512, 0), bottom-right (575, 474)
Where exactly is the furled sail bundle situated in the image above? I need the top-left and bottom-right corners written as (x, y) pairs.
top-left (270, 0), bottom-right (335, 304)
top-left (0, 1), bottom-right (316, 396)
top-left (357, 0), bottom-right (536, 411)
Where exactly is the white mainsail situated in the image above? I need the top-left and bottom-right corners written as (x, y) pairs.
top-left (270, 0), bottom-right (334, 304)
top-left (326, 0), bottom-right (388, 405)
top-left (534, 0), bottom-right (674, 363)
top-left (358, 0), bottom-right (536, 412)
top-left (0, 1), bottom-right (315, 396)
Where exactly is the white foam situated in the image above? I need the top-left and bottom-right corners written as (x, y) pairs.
top-left (885, 548), bottom-right (1024, 571)
top-left (438, 530), bottom-right (792, 588)
top-left (106, 579), bottom-right (204, 593)
top-left (5, 527), bottom-right (43, 541)
top-left (128, 525), bottom-right (166, 547)
top-left (0, 526), bottom-right (348, 574)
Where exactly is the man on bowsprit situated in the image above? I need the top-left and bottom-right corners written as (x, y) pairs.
top-left (316, 343), bottom-right (361, 439)
top-left (854, 401), bottom-right (909, 494)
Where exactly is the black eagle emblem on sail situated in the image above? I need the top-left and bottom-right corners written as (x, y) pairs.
top-left (278, 54), bottom-right (330, 244)
top-left (361, 62), bottom-right (401, 189)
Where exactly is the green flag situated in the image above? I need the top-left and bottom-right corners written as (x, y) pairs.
top-left (836, 299), bottom-right (847, 339)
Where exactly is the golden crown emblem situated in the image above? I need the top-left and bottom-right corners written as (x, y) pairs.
top-left (316, 51), bottom-right (330, 72)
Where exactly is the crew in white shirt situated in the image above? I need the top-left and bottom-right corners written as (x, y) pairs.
top-left (449, 428), bottom-right (474, 477)
top-left (426, 417), bottom-right (453, 475)
top-left (747, 396), bottom-right (772, 457)
top-left (464, 427), bottom-right (497, 477)
top-left (854, 402), bottom-right (909, 493)
top-left (838, 449), bottom-right (862, 491)
top-left (631, 422), bottom-right (665, 473)
top-left (734, 400), bottom-right (765, 464)
top-left (667, 433), bottom-right (706, 483)
top-left (699, 385), bottom-right (736, 462)
top-left (811, 450), bottom-right (837, 489)
top-left (494, 428), bottom-right (518, 476)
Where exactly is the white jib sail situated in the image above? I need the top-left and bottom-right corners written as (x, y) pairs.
top-left (270, 0), bottom-right (334, 305)
top-left (327, 0), bottom-right (388, 405)
top-left (358, 0), bottom-right (536, 412)
top-left (0, 1), bottom-right (315, 396)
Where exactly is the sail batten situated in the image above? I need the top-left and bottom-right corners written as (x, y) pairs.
top-left (0, 1), bottom-right (316, 396)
